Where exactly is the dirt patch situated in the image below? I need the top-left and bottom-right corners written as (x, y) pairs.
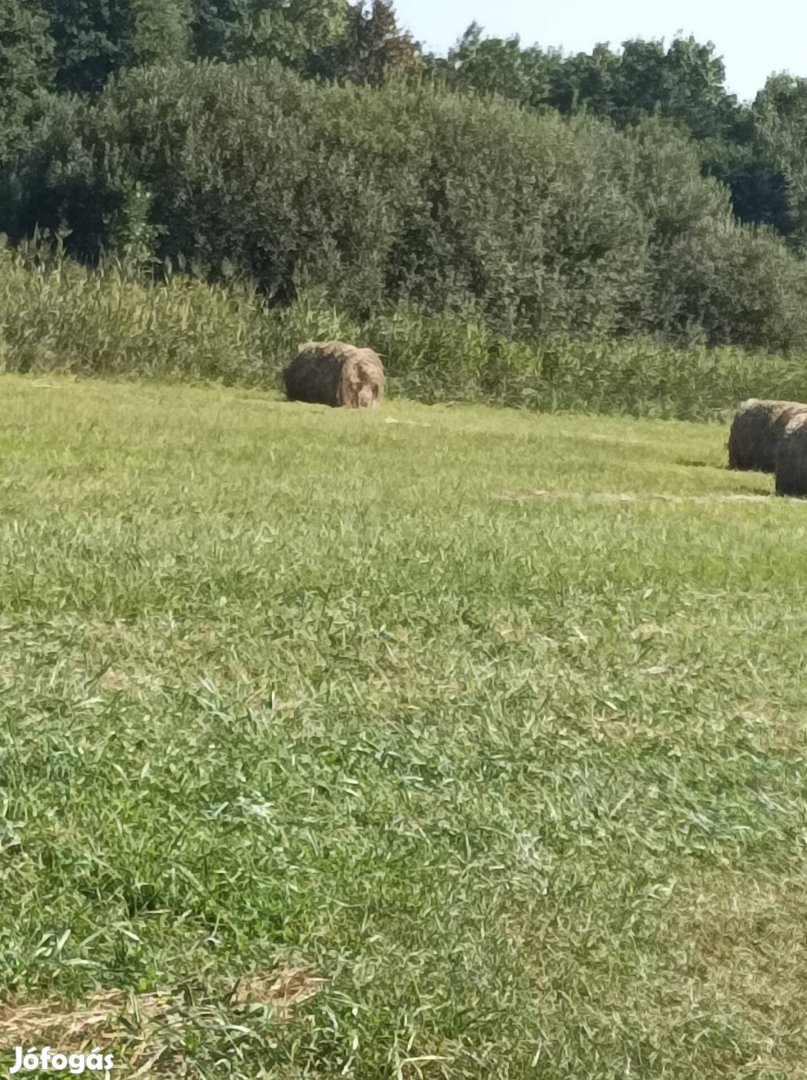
top-left (228, 968), bottom-right (324, 1008)
top-left (0, 967), bottom-right (325, 1067)
top-left (676, 458), bottom-right (720, 469)
top-left (663, 869), bottom-right (807, 1070)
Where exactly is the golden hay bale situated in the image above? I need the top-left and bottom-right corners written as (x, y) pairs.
top-left (283, 341), bottom-right (384, 409)
top-left (727, 398), bottom-right (807, 473)
top-left (775, 412), bottom-right (807, 496)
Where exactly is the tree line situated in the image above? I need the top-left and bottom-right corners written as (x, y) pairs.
top-left (2, 0), bottom-right (807, 353)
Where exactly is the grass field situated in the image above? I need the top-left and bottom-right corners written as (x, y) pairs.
top-left (1, 374), bottom-right (807, 1078)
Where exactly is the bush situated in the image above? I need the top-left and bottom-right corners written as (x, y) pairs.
top-left (652, 224), bottom-right (807, 352)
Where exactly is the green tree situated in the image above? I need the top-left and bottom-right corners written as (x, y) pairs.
top-left (701, 131), bottom-right (792, 235)
top-left (442, 29), bottom-right (740, 143)
top-left (42, 0), bottom-right (190, 95)
top-left (0, 0), bottom-right (53, 158)
top-left (660, 36), bottom-right (739, 139)
top-left (440, 28), bottom-right (784, 239)
top-left (12, 60), bottom-right (801, 351)
top-left (594, 36), bottom-right (738, 138)
top-left (438, 23), bottom-right (560, 109)
top-left (750, 74), bottom-right (807, 250)
top-left (307, 0), bottom-right (420, 86)
top-left (43, 0), bottom-right (133, 93)
top-left (547, 42), bottom-right (620, 117)
top-left (190, 0), bottom-right (344, 66)
top-left (131, 0), bottom-right (191, 68)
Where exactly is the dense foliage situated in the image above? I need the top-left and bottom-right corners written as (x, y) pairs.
top-left (6, 62), bottom-right (807, 352)
top-left (4, 236), bottom-right (807, 422)
top-left (2, 0), bottom-right (807, 368)
top-left (434, 29), bottom-right (807, 247)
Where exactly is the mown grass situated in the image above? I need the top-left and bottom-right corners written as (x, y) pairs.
top-left (1, 375), bottom-right (807, 1078)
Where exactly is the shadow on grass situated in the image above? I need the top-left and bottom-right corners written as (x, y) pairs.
top-left (677, 458), bottom-right (725, 469)
top-left (729, 486), bottom-right (773, 497)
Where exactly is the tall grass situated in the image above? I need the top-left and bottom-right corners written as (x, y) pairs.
top-left (0, 236), bottom-right (272, 384)
top-left (1, 237), bottom-right (805, 420)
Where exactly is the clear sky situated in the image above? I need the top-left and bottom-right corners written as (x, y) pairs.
top-left (393, 0), bottom-right (803, 103)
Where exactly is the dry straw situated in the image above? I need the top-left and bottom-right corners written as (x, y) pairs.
top-left (283, 342), bottom-right (385, 408)
top-left (0, 968), bottom-right (324, 1072)
top-left (727, 398), bottom-right (807, 472)
top-left (775, 413), bottom-right (807, 496)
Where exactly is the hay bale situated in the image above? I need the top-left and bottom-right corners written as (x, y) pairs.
top-left (775, 412), bottom-right (807, 496)
top-left (283, 342), bottom-right (384, 409)
top-left (727, 399), bottom-right (807, 472)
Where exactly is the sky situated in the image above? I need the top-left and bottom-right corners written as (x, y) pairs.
top-left (393, 0), bottom-right (804, 103)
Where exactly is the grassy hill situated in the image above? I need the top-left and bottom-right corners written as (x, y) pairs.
top-left (1, 375), bottom-right (806, 1078)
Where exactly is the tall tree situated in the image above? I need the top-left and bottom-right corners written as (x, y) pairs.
top-left (308, 0), bottom-right (420, 86)
top-left (131, 0), bottom-right (191, 68)
top-left (751, 74), bottom-right (807, 249)
top-left (42, 0), bottom-right (190, 95)
top-left (615, 36), bottom-right (738, 139)
top-left (0, 0), bottom-right (53, 155)
top-left (438, 23), bottom-right (560, 109)
top-left (191, 0), bottom-right (345, 67)
top-left (43, 0), bottom-right (134, 93)
top-left (547, 42), bottom-right (619, 117)
top-left (442, 30), bottom-right (740, 143)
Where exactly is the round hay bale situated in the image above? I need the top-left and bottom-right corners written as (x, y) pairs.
top-left (775, 413), bottom-right (807, 496)
top-left (727, 398), bottom-right (807, 473)
top-left (283, 342), bottom-right (384, 409)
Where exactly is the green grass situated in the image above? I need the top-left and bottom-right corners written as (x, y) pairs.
top-left (1, 374), bottom-right (807, 1078)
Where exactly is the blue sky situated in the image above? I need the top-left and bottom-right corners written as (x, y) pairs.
top-left (393, 0), bottom-right (803, 103)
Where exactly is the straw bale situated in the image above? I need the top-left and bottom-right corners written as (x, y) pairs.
top-left (283, 342), bottom-right (384, 408)
top-left (775, 412), bottom-right (807, 496)
top-left (727, 398), bottom-right (807, 472)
